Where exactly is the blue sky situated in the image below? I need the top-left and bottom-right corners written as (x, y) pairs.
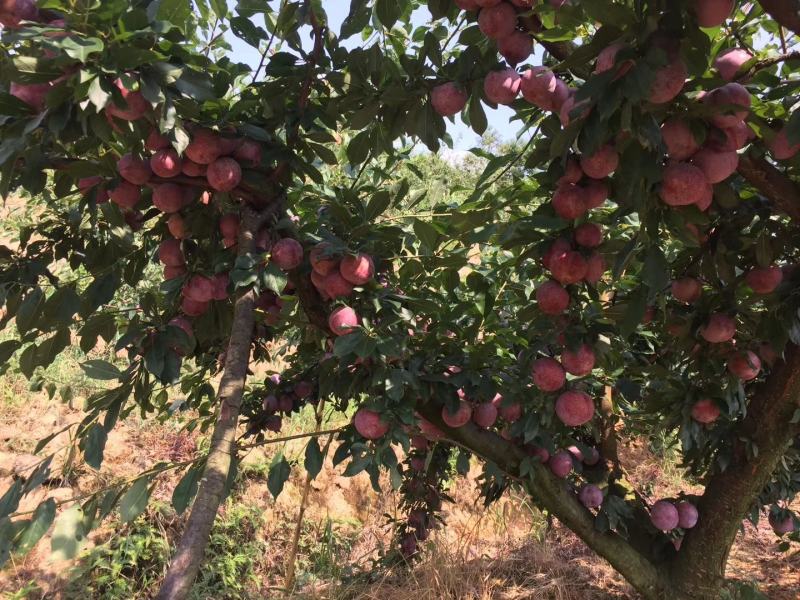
top-left (226, 0), bottom-right (526, 150)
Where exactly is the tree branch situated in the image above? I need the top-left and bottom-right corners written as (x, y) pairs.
top-left (758, 0), bottom-right (800, 37)
top-left (737, 152), bottom-right (800, 222)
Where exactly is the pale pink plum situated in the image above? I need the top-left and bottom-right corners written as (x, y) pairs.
top-left (650, 501), bottom-right (679, 531)
top-left (484, 68), bottom-right (521, 105)
top-left (555, 390), bottom-right (594, 426)
top-left (551, 79), bottom-right (571, 112)
top-left (659, 162), bottom-right (711, 207)
top-left (207, 157), bottom-right (242, 192)
top-left (145, 129), bottom-right (170, 151)
top-left (472, 402), bottom-right (498, 428)
top-left (648, 59), bottom-right (687, 104)
top-left (579, 484), bottom-right (604, 509)
top-left (411, 435), bottom-right (429, 451)
top-left (152, 183), bottom-right (185, 213)
top-left (727, 350), bottom-right (761, 381)
top-left (552, 184), bottom-right (588, 220)
top-left (185, 128), bottom-right (222, 164)
top-left (10, 82), bottom-right (49, 111)
top-left (595, 42), bottom-right (633, 77)
top-left (183, 275), bottom-right (215, 303)
top-left (561, 344), bottom-right (595, 376)
top-left (714, 48), bottom-right (752, 81)
top-left (520, 67), bottom-right (556, 106)
top-left (106, 78), bottom-right (149, 121)
top-left (441, 401), bottom-right (472, 428)
top-left (0, 0), bottom-right (38, 28)
top-left (661, 118), bottom-right (701, 161)
top-left (691, 398), bottom-right (721, 424)
top-left (704, 83), bottom-right (750, 129)
top-left (558, 157), bottom-right (583, 185)
top-left (158, 239), bottom-right (184, 266)
top-left (211, 272), bottom-right (230, 301)
top-left (118, 154), bottom-right (152, 185)
top-left (583, 179), bottom-right (609, 209)
top-left (536, 280), bottom-right (570, 315)
top-left (354, 408), bottom-right (390, 440)
top-left (164, 264), bottom-right (187, 280)
top-left (478, 2), bottom-right (517, 40)
top-left (271, 238), bottom-right (303, 270)
top-left (712, 120), bottom-right (753, 151)
top-left (700, 313), bottom-right (736, 343)
top-left (78, 176), bottom-right (109, 203)
top-left (150, 149), bottom-right (182, 179)
top-left (340, 253), bottom-right (375, 285)
top-left (329, 306), bottom-right (359, 336)
top-left (672, 277), bottom-right (702, 303)
top-left (584, 252), bottom-right (605, 284)
top-left (768, 127), bottom-right (800, 160)
top-left (233, 139), bottom-right (262, 167)
top-left (691, 147), bottom-right (738, 184)
top-left (550, 251), bottom-right (588, 285)
top-left (548, 450), bottom-right (573, 478)
top-left (694, 0), bottom-right (734, 28)
top-left (498, 401), bottom-right (522, 422)
top-left (217, 134), bottom-right (241, 156)
top-left (574, 223), bottom-right (603, 248)
top-left (431, 82), bottom-right (468, 117)
top-left (769, 512), bottom-right (795, 536)
top-left (181, 296), bottom-right (209, 317)
top-left (745, 266), bottom-right (783, 294)
top-left (323, 271), bottom-right (354, 299)
top-left (455, 0), bottom-right (481, 8)
top-left (676, 501), bottom-right (699, 529)
top-left (310, 242), bottom-right (339, 275)
top-left (542, 238), bottom-right (573, 271)
top-left (164, 215), bottom-right (186, 240)
top-left (419, 417), bottom-right (445, 440)
top-left (109, 182), bottom-right (140, 210)
top-left (559, 94), bottom-right (591, 126)
top-left (219, 213), bottom-right (240, 239)
top-left (182, 159), bottom-right (207, 177)
top-left (310, 270), bottom-right (330, 300)
top-left (580, 145), bottom-right (619, 179)
top-left (531, 357), bottom-right (566, 392)
top-left (498, 31), bottom-right (533, 65)
top-left (695, 183), bottom-right (713, 212)
top-left (567, 445), bottom-right (584, 461)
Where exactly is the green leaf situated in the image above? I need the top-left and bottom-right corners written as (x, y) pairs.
top-left (15, 287), bottom-right (44, 335)
top-left (59, 37), bottom-right (104, 62)
top-left (87, 77), bottom-right (109, 111)
top-left (375, 0), bottom-right (401, 29)
top-left (267, 454), bottom-right (290, 499)
top-left (50, 504), bottom-right (86, 561)
top-left (209, 0), bottom-right (228, 18)
top-left (642, 246), bottom-right (669, 299)
top-left (347, 130), bottom-right (371, 165)
top-left (304, 439), bottom-right (324, 479)
top-left (153, 0), bottom-right (192, 28)
top-left (619, 286), bottom-right (649, 339)
top-left (80, 359), bottom-right (122, 381)
top-left (172, 463), bottom-right (203, 514)
top-left (119, 477), bottom-right (151, 523)
top-left (82, 424), bottom-right (107, 470)
top-left (413, 218), bottom-right (440, 252)
top-left (15, 499), bottom-right (55, 553)
top-left (262, 261), bottom-right (288, 295)
top-left (0, 340), bottom-right (20, 364)
top-left (0, 481), bottom-right (22, 520)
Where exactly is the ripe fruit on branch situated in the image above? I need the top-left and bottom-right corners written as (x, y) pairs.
top-left (552, 184), bottom-right (588, 220)
top-left (477, 2), bottom-right (517, 39)
top-left (183, 275), bottom-right (215, 303)
top-left (704, 83), bottom-right (750, 129)
top-left (659, 162), bottom-right (711, 207)
top-left (650, 500), bottom-right (679, 531)
top-left (431, 82), bottom-right (468, 117)
top-left (583, 179), bottom-right (608, 209)
top-left (271, 238), bottom-right (303, 271)
top-left (498, 31), bottom-right (533, 65)
top-left (519, 67), bottom-right (560, 111)
top-left (676, 501), bottom-right (699, 529)
top-left (691, 398), bottom-right (721, 424)
top-left (353, 408), bottom-right (390, 440)
top-left (233, 139), bottom-right (262, 167)
top-left (475, 0), bottom-right (502, 5)
top-left (691, 147), bottom-right (738, 183)
top-left (10, 82), bottom-right (49, 111)
top-left (441, 400), bottom-right (472, 428)
top-left (164, 265), bottom-right (187, 280)
top-left (310, 242), bottom-right (339, 275)
top-left (661, 118), bottom-right (701, 161)
top-left (542, 238), bottom-right (572, 271)
top-left (550, 251), bottom-right (588, 285)
top-left (181, 296), bottom-right (209, 317)
top-left (767, 127), bottom-right (800, 160)
top-left (555, 390), bottom-right (595, 427)
top-left (150, 149), bottom-right (182, 179)
top-left (769, 512), bottom-right (796, 536)
top-left (109, 182), bottom-right (141, 210)
top-left (574, 223), bottom-right (603, 248)
top-left (561, 344), bottom-right (595, 376)
top-left (727, 350), bottom-right (761, 381)
top-left (158, 239), bottom-right (185, 266)
top-left (536, 280), bottom-right (570, 315)
top-left (584, 252), bottom-right (605, 284)
top-left (419, 417), bottom-right (445, 440)
top-left (472, 403), bottom-right (498, 428)
top-left (700, 313), bottom-right (736, 343)
top-left (671, 277), bottom-right (702, 303)
top-left (531, 357), bottom-right (566, 392)
top-left (106, 78), bottom-right (149, 122)
top-left (145, 129), bottom-right (170, 151)
top-left (329, 306), bottom-right (359, 336)
top-left (745, 266), bottom-right (783, 294)
top-left (498, 401), bottom-right (522, 422)
top-left (549, 450), bottom-right (573, 478)
top-left (0, 0), bottom-right (38, 28)
top-left (558, 158), bottom-right (583, 185)
top-left (185, 128), bottom-right (221, 164)
top-left (207, 157), bottom-right (242, 192)
top-left (714, 48), bottom-right (752, 81)
top-left (693, 0), bottom-right (734, 28)
top-left (579, 484), bottom-right (604, 509)
top-left (182, 159), bottom-right (207, 177)
top-left (455, 0), bottom-right (480, 8)
top-left (219, 214), bottom-right (240, 240)
top-left (322, 271), bottom-right (354, 299)
top-left (580, 145), bottom-right (619, 179)
top-left (78, 176), bottom-right (108, 203)
top-left (340, 253), bottom-right (375, 285)
top-left (648, 59), bottom-right (687, 104)
top-left (484, 68), bottom-right (521, 105)
top-left (211, 273), bottom-right (230, 301)
top-left (294, 381), bottom-right (313, 398)
top-left (152, 183), bottom-right (186, 213)
top-left (118, 154), bottom-right (152, 185)
top-left (559, 93), bottom-right (590, 126)
top-left (168, 316), bottom-right (193, 339)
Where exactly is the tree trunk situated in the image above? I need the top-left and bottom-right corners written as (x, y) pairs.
top-left (669, 345), bottom-right (800, 598)
top-left (155, 209), bottom-right (262, 600)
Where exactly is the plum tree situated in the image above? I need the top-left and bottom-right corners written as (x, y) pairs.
top-left (0, 2), bottom-right (798, 600)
